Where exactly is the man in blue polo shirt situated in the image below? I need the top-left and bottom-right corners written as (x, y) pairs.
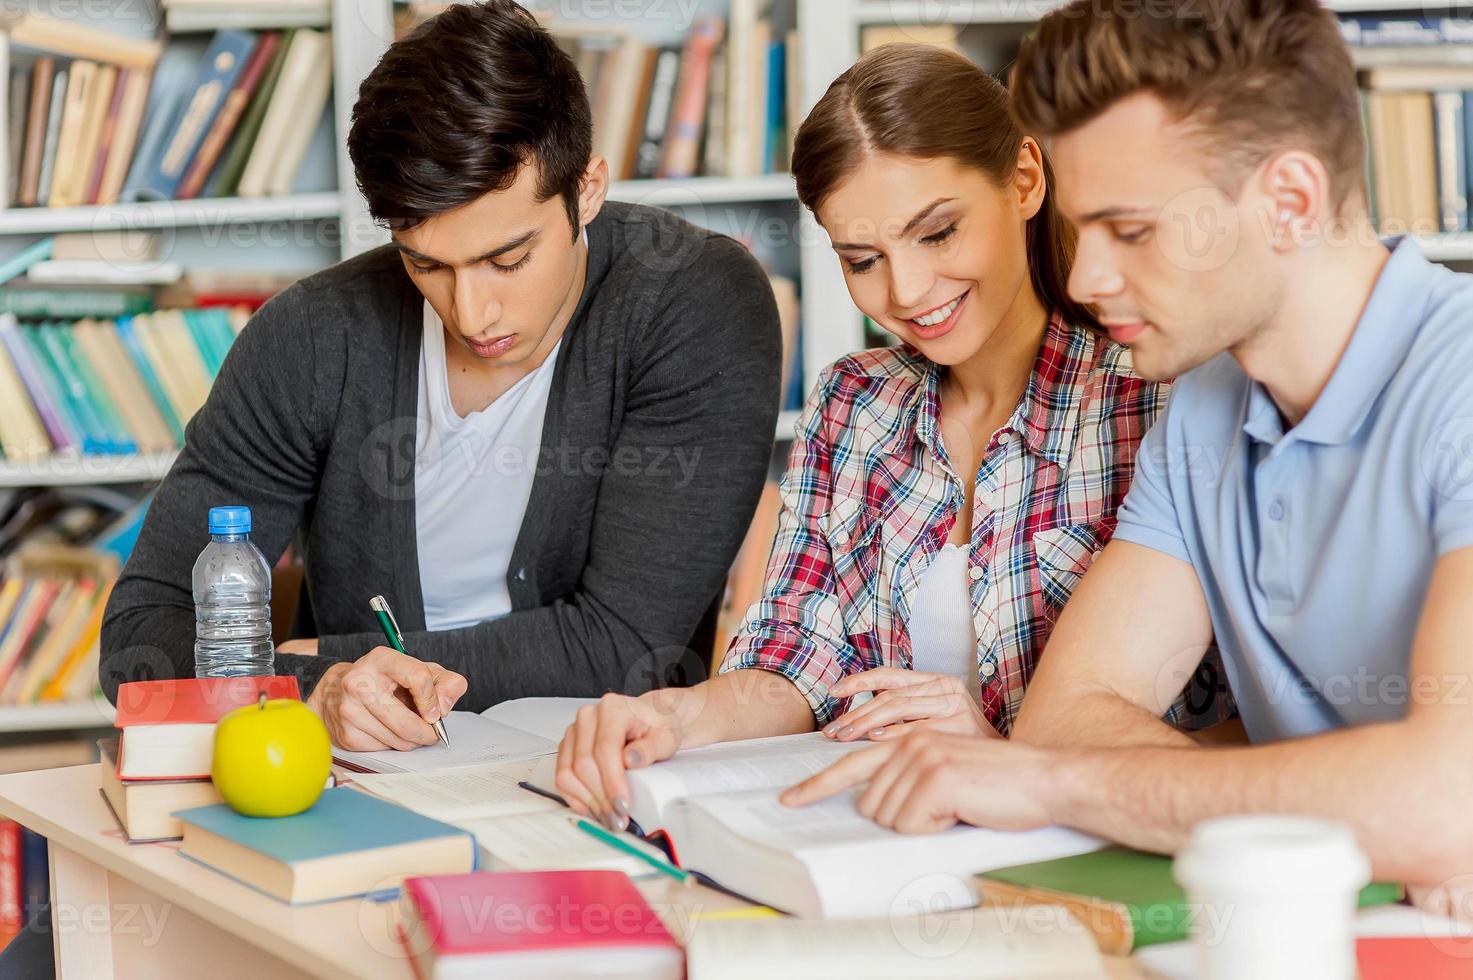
top-left (782, 0), bottom-right (1473, 902)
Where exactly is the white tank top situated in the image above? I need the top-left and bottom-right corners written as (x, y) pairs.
top-left (908, 544), bottom-right (981, 698)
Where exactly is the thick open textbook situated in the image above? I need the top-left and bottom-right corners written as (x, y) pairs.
top-left (544, 731), bottom-right (1103, 918)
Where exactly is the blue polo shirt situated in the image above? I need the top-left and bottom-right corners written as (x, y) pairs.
top-left (1114, 238), bottom-right (1473, 741)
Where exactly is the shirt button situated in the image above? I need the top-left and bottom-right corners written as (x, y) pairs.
top-left (834, 529), bottom-right (849, 546)
top-left (1268, 500), bottom-right (1285, 521)
top-left (980, 660), bottom-right (996, 679)
top-left (968, 566), bottom-right (983, 582)
top-left (515, 568), bottom-right (527, 581)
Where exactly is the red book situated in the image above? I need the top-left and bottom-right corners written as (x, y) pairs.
top-left (1358, 936), bottom-right (1473, 979)
top-left (398, 870), bottom-right (681, 980)
top-left (114, 676), bottom-right (300, 779)
top-left (84, 67), bottom-right (131, 205)
top-left (0, 821), bottom-right (20, 932)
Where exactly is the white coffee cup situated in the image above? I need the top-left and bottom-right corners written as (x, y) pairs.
top-left (1174, 815), bottom-right (1370, 980)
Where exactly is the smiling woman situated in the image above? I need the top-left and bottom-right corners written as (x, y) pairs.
top-left (553, 44), bottom-right (1231, 833)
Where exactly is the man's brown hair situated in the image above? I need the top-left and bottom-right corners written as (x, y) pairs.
top-left (1010, 0), bottom-right (1366, 211)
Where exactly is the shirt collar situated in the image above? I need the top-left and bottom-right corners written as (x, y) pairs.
top-left (888, 311), bottom-right (1091, 468)
top-left (1245, 236), bottom-right (1435, 447)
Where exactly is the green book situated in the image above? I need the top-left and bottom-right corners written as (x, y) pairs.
top-left (21, 324), bottom-right (101, 455)
top-left (0, 289), bottom-right (153, 320)
top-left (212, 30), bottom-right (295, 198)
top-left (37, 323), bottom-right (127, 454)
top-left (202, 309), bottom-right (240, 370)
top-left (180, 310), bottom-right (223, 376)
top-left (57, 324), bottom-right (137, 454)
top-left (976, 847), bottom-right (1404, 955)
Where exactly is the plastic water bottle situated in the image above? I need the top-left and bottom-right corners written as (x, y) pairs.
top-left (193, 505), bottom-right (274, 677)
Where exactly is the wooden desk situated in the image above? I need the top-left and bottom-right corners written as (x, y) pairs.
top-left (0, 763), bottom-right (1459, 979)
top-left (0, 763), bottom-right (752, 979)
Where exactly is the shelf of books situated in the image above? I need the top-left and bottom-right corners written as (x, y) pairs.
top-left (0, 192), bottom-right (343, 236)
top-left (0, 0), bottom-right (391, 739)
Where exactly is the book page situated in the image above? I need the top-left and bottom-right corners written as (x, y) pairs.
top-left (455, 810), bottom-right (666, 879)
top-left (682, 788), bottom-right (1102, 919)
top-left (626, 732), bottom-right (869, 833)
top-left (331, 711), bottom-right (556, 774)
top-left (480, 697), bottom-right (596, 741)
top-left (685, 904), bottom-right (1108, 979)
top-left (349, 759), bottom-right (559, 821)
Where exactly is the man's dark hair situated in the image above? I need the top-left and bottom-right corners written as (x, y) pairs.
top-left (347, 0), bottom-right (593, 236)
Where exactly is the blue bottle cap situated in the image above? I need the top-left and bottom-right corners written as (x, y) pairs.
top-left (208, 505), bottom-right (252, 535)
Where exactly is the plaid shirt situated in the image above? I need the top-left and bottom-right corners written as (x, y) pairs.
top-left (720, 313), bottom-right (1184, 734)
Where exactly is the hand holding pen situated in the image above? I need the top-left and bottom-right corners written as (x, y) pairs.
top-left (371, 595), bottom-right (452, 747)
top-left (301, 597), bottom-right (467, 752)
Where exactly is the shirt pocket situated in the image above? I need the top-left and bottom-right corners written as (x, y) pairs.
top-left (1032, 522), bottom-right (1106, 624)
top-left (823, 493), bottom-right (882, 636)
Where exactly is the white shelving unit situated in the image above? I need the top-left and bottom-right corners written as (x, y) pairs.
top-left (0, 699), bottom-right (113, 733)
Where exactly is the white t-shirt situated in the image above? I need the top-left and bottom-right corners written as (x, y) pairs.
top-left (414, 300), bottom-right (561, 631)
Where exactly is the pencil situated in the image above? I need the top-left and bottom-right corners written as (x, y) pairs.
top-left (369, 594), bottom-right (451, 748)
top-left (574, 818), bottom-right (688, 882)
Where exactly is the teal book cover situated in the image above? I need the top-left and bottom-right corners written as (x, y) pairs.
top-left (57, 324), bottom-right (137, 454)
top-left (21, 324), bottom-right (102, 454)
top-left (180, 310), bottom-right (223, 376)
top-left (174, 787), bottom-right (475, 865)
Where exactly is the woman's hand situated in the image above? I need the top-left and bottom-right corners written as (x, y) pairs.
top-left (822, 667), bottom-right (1000, 741)
top-left (555, 689), bottom-right (693, 831)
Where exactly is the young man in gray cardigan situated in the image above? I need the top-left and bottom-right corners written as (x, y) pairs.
top-left (99, 0), bottom-right (782, 752)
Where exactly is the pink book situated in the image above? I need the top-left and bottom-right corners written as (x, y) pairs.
top-left (399, 870), bottom-right (681, 979)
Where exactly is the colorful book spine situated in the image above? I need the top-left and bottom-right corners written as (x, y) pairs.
top-left (114, 315), bottom-right (186, 443)
top-left (0, 289), bottom-right (152, 320)
top-left (0, 316), bottom-right (73, 451)
top-left (32, 324), bottom-right (117, 454)
top-left (56, 324), bottom-right (137, 454)
top-left (0, 820), bottom-right (19, 931)
top-left (145, 30), bottom-right (258, 200)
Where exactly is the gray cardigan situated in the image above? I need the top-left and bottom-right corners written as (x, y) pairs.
top-left (100, 201), bottom-right (783, 709)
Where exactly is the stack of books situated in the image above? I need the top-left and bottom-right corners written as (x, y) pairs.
top-left (100, 675), bottom-right (300, 841)
top-left (551, 4), bottom-right (798, 182)
top-left (0, 11), bottom-right (334, 207)
top-left (0, 545), bottom-right (117, 707)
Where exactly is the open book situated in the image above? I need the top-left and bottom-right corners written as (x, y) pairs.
top-left (331, 711), bottom-right (557, 774)
top-left (348, 756), bottom-right (668, 879)
top-left (550, 731), bottom-right (1103, 919)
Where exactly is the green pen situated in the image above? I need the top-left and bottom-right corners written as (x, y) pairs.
top-left (574, 818), bottom-right (688, 882)
top-left (369, 594), bottom-right (451, 748)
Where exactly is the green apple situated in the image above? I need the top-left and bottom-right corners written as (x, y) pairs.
top-left (212, 696), bottom-right (332, 817)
